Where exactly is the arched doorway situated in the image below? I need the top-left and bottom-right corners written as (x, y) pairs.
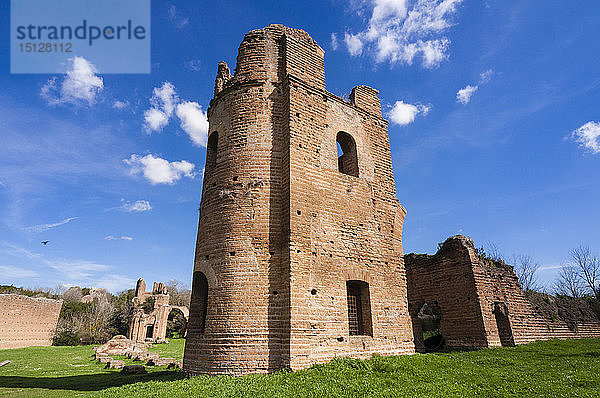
top-left (493, 302), bottom-right (515, 347)
top-left (417, 302), bottom-right (445, 352)
top-left (167, 307), bottom-right (188, 338)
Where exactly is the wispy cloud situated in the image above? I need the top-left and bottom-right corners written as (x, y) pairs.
top-left (456, 69), bottom-right (494, 105)
top-left (104, 235), bottom-right (133, 241)
top-left (121, 199), bottom-right (152, 212)
top-left (124, 154), bottom-right (195, 185)
top-left (112, 100), bottom-right (130, 110)
top-left (539, 264), bottom-right (563, 271)
top-left (330, 33), bottom-right (339, 50)
top-left (184, 59), bottom-right (202, 71)
top-left (167, 4), bottom-right (189, 29)
top-left (456, 85), bottom-right (478, 105)
top-left (23, 217), bottom-right (78, 233)
top-left (343, 0), bottom-right (464, 68)
top-left (570, 121), bottom-right (600, 154)
top-left (0, 265), bottom-right (39, 278)
top-left (388, 100), bottom-right (431, 125)
top-left (41, 57), bottom-right (104, 107)
top-left (0, 241), bottom-right (132, 292)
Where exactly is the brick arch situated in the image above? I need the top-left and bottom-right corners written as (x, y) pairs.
top-left (170, 306), bottom-right (190, 320)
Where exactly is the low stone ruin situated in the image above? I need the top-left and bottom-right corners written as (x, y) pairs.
top-left (94, 335), bottom-right (182, 370)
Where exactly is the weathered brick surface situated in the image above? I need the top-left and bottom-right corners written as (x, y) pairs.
top-left (185, 24), bottom-right (600, 376)
top-left (0, 294), bottom-right (62, 349)
top-left (128, 279), bottom-right (171, 343)
top-left (406, 235), bottom-right (600, 351)
top-left (184, 24), bottom-right (413, 376)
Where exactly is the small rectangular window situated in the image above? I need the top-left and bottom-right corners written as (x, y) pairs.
top-left (346, 280), bottom-right (372, 336)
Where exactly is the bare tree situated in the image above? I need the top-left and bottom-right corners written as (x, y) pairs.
top-left (555, 265), bottom-right (586, 298)
top-left (569, 246), bottom-right (600, 299)
top-left (484, 241), bottom-right (504, 262)
top-left (166, 279), bottom-right (191, 307)
top-left (510, 254), bottom-right (541, 291)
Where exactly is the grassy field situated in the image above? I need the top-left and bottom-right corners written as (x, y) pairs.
top-left (0, 339), bottom-right (185, 397)
top-left (1, 338), bottom-right (599, 397)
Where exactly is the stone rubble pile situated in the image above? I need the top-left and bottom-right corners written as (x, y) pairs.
top-left (94, 335), bottom-right (181, 370)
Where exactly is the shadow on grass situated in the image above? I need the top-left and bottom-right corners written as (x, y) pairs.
top-left (0, 370), bottom-right (185, 392)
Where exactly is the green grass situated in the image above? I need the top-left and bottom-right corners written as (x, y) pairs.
top-left (1, 338), bottom-right (599, 397)
top-left (0, 339), bottom-right (186, 397)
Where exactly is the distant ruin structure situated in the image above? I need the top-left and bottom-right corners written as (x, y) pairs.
top-left (0, 294), bottom-right (62, 349)
top-left (127, 278), bottom-right (189, 343)
top-left (184, 24), bottom-right (600, 376)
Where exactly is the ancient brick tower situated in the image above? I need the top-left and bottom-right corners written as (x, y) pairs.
top-left (184, 24), bottom-right (414, 376)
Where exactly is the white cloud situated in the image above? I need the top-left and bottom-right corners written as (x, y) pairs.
top-left (345, 33), bottom-right (364, 56)
top-left (344, 0), bottom-right (463, 68)
top-left (113, 100), bottom-right (129, 109)
top-left (176, 101), bottom-right (209, 147)
top-left (331, 33), bottom-right (339, 50)
top-left (184, 59), bottom-right (202, 71)
top-left (570, 121), bottom-right (600, 154)
top-left (41, 57), bottom-right (104, 106)
top-left (124, 154), bottom-right (195, 185)
top-left (93, 274), bottom-right (137, 292)
top-left (456, 84), bottom-right (478, 105)
top-left (0, 265), bottom-right (38, 278)
top-left (142, 82), bottom-right (210, 146)
top-left (479, 69), bottom-right (494, 84)
top-left (456, 70), bottom-right (493, 105)
top-left (167, 4), bottom-right (189, 29)
top-left (104, 235), bottom-right (133, 241)
top-left (23, 217), bottom-right (78, 233)
top-left (121, 199), bottom-right (152, 212)
top-left (143, 82), bottom-right (179, 133)
top-left (388, 100), bottom-right (431, 125)
top-left (144, 108), bottom-right (170, 132)
top-left (0, 242), bottom-right (133, 292)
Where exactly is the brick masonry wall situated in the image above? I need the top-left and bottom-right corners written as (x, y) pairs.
top-left (184, 24), bottom-right (414, 376)
top-left (406, 235), bottom-right (600, 350)
top-left (405, 237), bottom-right (488, 350)
top-left (0, 294), bottom-right (62, 349)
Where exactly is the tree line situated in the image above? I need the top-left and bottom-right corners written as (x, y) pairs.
top-left (4, 279), bottom-right (193, 346)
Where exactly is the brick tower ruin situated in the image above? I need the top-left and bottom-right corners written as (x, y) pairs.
top-left (184, 24), bottom-right (414, 375)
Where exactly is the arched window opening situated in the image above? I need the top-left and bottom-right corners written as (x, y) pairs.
top-left (346, 280), bottom-right (372, 336)
top-left (417, 302), bottom-right (445, 352)
top-left (166, 308), bottom-right (188, 339)
top-left (336, 131), bottom-right (359, 177)
top-left (206, 131), bottom-right (218, 172)
top-left (190, 271), bottom-right (209, 334)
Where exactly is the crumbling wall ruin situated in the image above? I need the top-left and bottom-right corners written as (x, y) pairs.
top-left (0, 294), bottom-right (62, 349)
top-left (128, 278), bottom-right (187, 343)
top-left (406, 235), bottom-right (600, 351)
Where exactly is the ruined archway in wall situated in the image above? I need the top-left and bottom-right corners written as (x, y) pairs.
top-left (416, 302), bottom-right (445, 352)
top-left (493, 302), bottom-right (515, 347)
top-left (167, 306), bottom-right (189, 338)
top-left (336, 131), bottom-right (359, 177)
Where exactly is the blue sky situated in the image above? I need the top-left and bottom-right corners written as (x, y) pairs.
top-left (0, 0), bottom-right (599, 293)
